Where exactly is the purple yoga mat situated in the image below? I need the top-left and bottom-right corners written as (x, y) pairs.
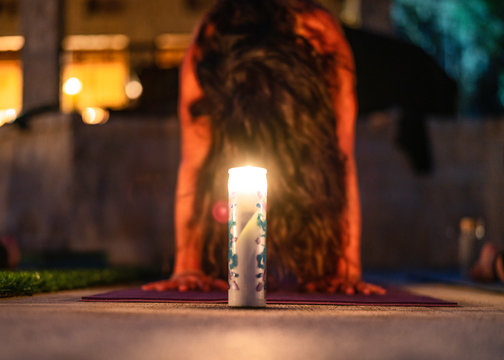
top-left (82, 287), bottom-right (457, 307)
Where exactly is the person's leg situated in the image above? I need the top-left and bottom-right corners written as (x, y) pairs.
top-left (494, 252), bottom-right (504, 282)
top-left (470, 242), bottom-right (504, 283)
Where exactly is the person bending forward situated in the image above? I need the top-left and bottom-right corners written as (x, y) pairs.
top-left (143, 0), bottom-right (385, 295)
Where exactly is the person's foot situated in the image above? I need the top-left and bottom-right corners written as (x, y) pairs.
top-left (470, 242), bottom-right (504, 283)
top-left (497, 255), bottom-right (504, 283)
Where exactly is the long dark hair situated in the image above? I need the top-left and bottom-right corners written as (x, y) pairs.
top-left (188, 0), bottom-right (348, 282)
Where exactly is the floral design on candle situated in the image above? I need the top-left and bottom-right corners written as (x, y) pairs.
top-left (228, 166), bottom-right (267, 307)
top-left (255, 190), bottom-right (267, 291)
top-left (228, 197), bottom-right (239, 290)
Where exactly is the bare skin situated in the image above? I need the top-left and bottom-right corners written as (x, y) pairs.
top-left (470, 242), bottom-right (504, 283)
top-left (143, 7), bottom-right (385, 295)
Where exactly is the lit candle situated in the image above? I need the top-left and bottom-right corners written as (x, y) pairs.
top-left (228, 166), bottom-right (267, 307)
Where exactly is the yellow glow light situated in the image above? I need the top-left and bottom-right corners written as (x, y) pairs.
top-left (81, 107), bottom-right (109, 125)
top-left (0, 108), bottom-right (17, 127)
top-left (0, 59), bottom-right (22, 113)
top-left (155, 33), bottom-right (192, 50)
top-left (155, 33), bottom-right (192, 69)
top-left (63, 34), bottom-right (129, 51)
top-left (125, 79), bottom-right (143, 100)
top-left (61, 50), bottom-right (129, 112)
top-left (0, 36), bottom-right (24, 52)
top-left (63, 77), bottom-right (83, 96)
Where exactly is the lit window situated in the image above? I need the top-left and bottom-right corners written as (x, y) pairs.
top-left (155, 33), bottom-right (192, 69)
top-left (0, 36), bottom-right (23, 127)
top-left (61, 34), bottom-right (130, 113)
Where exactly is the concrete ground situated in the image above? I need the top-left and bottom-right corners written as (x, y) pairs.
top-left (1, 284), bottom-right (503, 360)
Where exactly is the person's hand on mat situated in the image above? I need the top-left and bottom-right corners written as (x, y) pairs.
top-left (141, 270), bottom-right (228, 292)
top-left (300, 249), bottom-right (387, 295)
top-left (302, 276), bottom-right (386, 295)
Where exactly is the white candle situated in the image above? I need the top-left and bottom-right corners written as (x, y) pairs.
top-left (228, 166), bottom-right (267, 307)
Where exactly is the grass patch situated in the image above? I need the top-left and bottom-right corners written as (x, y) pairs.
top-left (0, 268), bottom-right (158, 298)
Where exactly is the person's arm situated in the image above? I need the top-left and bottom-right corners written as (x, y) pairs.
top-left (173, 43), bottom-right (210, 275)
top-left (332, 74), bottom-right (384, 294)
top-left (297, 9), bottom-right (384, 294)
top-left (143, 40), bottom-right (226, 292)
top-left (333, 55), bottom-right (362, 286)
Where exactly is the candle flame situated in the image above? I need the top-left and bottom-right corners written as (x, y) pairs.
top-left (228, 166), bottom-right (267, 193)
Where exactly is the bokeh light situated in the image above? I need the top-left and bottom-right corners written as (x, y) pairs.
top-left (125, 79), bottom-right (143, 100)
top-left (63, 77), bottom-right (83, 96)
top-left (81, 107), bottom-right (109, 125)
top-left (0, 109), bottom-right (17, 127)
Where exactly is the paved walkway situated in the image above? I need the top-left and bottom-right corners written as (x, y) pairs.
top-left (1, 284), bottom-right (503, 360)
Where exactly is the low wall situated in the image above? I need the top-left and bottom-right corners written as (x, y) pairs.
top-left (0, 113), bottom-right (502, 270)
top-left (0, 114), bottom-right (73, 252)
top-left (0, 113), bottom-right (179, 269)
top-left (70, 115), bottom-right (179, 268)
top-left (358, 116), bottom-right (504, 269)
